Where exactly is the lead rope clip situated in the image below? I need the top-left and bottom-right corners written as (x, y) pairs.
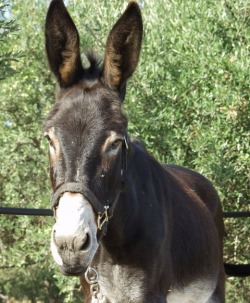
top-left (85, 267), bottom-right (105, 302)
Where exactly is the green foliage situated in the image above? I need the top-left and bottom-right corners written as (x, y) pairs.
top-left (0, 0), bottom-right (249, 302)
top-left (0, 3), bottom-right (21, 80)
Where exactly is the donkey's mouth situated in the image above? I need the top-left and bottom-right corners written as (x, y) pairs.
top-left (59, 264), bottom-right (86, 276)
top-left (51, 238), bottom-right (98, 277)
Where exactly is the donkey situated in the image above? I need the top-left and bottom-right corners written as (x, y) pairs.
top-left (44, 0), bottom-right (225, 302)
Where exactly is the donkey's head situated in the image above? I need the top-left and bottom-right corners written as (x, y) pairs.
top-left (44, 0), bottom-right (142, 276)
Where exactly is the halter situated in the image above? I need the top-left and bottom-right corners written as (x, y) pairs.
top-left (50, 135), bottom-right (129, 235)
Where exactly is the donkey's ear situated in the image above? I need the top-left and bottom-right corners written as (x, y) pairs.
top-left (103, 1), bottom-right (143, 96)
top-left (45, 0), bottom-right (84, 87)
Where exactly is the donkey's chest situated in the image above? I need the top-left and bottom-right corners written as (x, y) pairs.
top-left (91, 277), bottom-right (216, 303)
top-left (167, 279), bottom-right (216, 303)
top-left (96, 264), bottom-right (146, 303)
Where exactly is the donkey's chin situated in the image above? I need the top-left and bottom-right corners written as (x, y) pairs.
top-left (59, 265), bottom-right (85, 277)
top-left (50, 231), bottom-right (99, 276)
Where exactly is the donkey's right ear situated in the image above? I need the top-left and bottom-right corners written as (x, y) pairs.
top-left (45, 0), bottom-right (84, 87)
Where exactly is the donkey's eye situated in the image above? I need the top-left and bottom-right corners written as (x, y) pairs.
top-left (44, 133), bottom-right (55, 150)
top-left (108, 139), bottom-right (122, 153)
top-left (44, 134), bottom-right (52, 144)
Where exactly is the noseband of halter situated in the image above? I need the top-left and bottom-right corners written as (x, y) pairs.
top-left (50, 136), bottom-right (129, 237)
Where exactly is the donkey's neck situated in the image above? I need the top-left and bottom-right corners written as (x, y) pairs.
top-left (106, 138), bottom-right (168, 243)
top-left (101, 140), bottom-right (161, 251)
top-left (89, 140), bottom-right (170, 302)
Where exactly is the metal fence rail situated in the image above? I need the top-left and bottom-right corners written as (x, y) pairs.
top-left (0, 207), bottom-right (53, 216)
top-left (0, 207), bottom-right (250, 218)
top-left (223, 211), bottom-right (250, 218)
top-left (0, 206), bottom-right (249, 276)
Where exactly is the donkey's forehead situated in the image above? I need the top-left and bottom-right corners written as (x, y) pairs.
top-left (45, 83), bottom-right (127, 133)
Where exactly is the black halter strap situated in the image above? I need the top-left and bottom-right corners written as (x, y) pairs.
top-left (50, 181), bottom-right (120, 237)
top-left (121, 135), bottom-right (129, 176)
top-left (51, 182), bottom-right (102, 214)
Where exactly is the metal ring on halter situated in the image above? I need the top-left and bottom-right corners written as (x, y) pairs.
top-left (85, 267), bottom-right (105, 302)
top-left (85, 267), bottom-right (99, 284)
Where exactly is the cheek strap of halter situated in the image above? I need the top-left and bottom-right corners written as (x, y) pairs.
top-left (121, 135), bottom-right (129, 176)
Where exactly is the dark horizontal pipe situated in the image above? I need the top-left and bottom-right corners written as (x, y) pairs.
top-left (0, 207), bottom-right (53, 216)
top-left (223, 211), bottom-right (250, 218)
top-left (0, 207), bottom-right (249, 218)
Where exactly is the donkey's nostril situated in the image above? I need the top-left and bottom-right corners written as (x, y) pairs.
top-left (53, 230), bottom-right (91, 252)
top-left (79, 233), bottom-right (90, 251)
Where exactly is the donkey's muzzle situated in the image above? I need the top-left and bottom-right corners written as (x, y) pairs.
top-left (50, 192), bottom-right (99, 275)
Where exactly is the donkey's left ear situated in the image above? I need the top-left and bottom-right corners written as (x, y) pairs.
top-left (103, 1), bottom-right (143, 98)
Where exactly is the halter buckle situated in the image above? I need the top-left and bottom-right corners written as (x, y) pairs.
top-left (97, 206), bottom-right (110, 230)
